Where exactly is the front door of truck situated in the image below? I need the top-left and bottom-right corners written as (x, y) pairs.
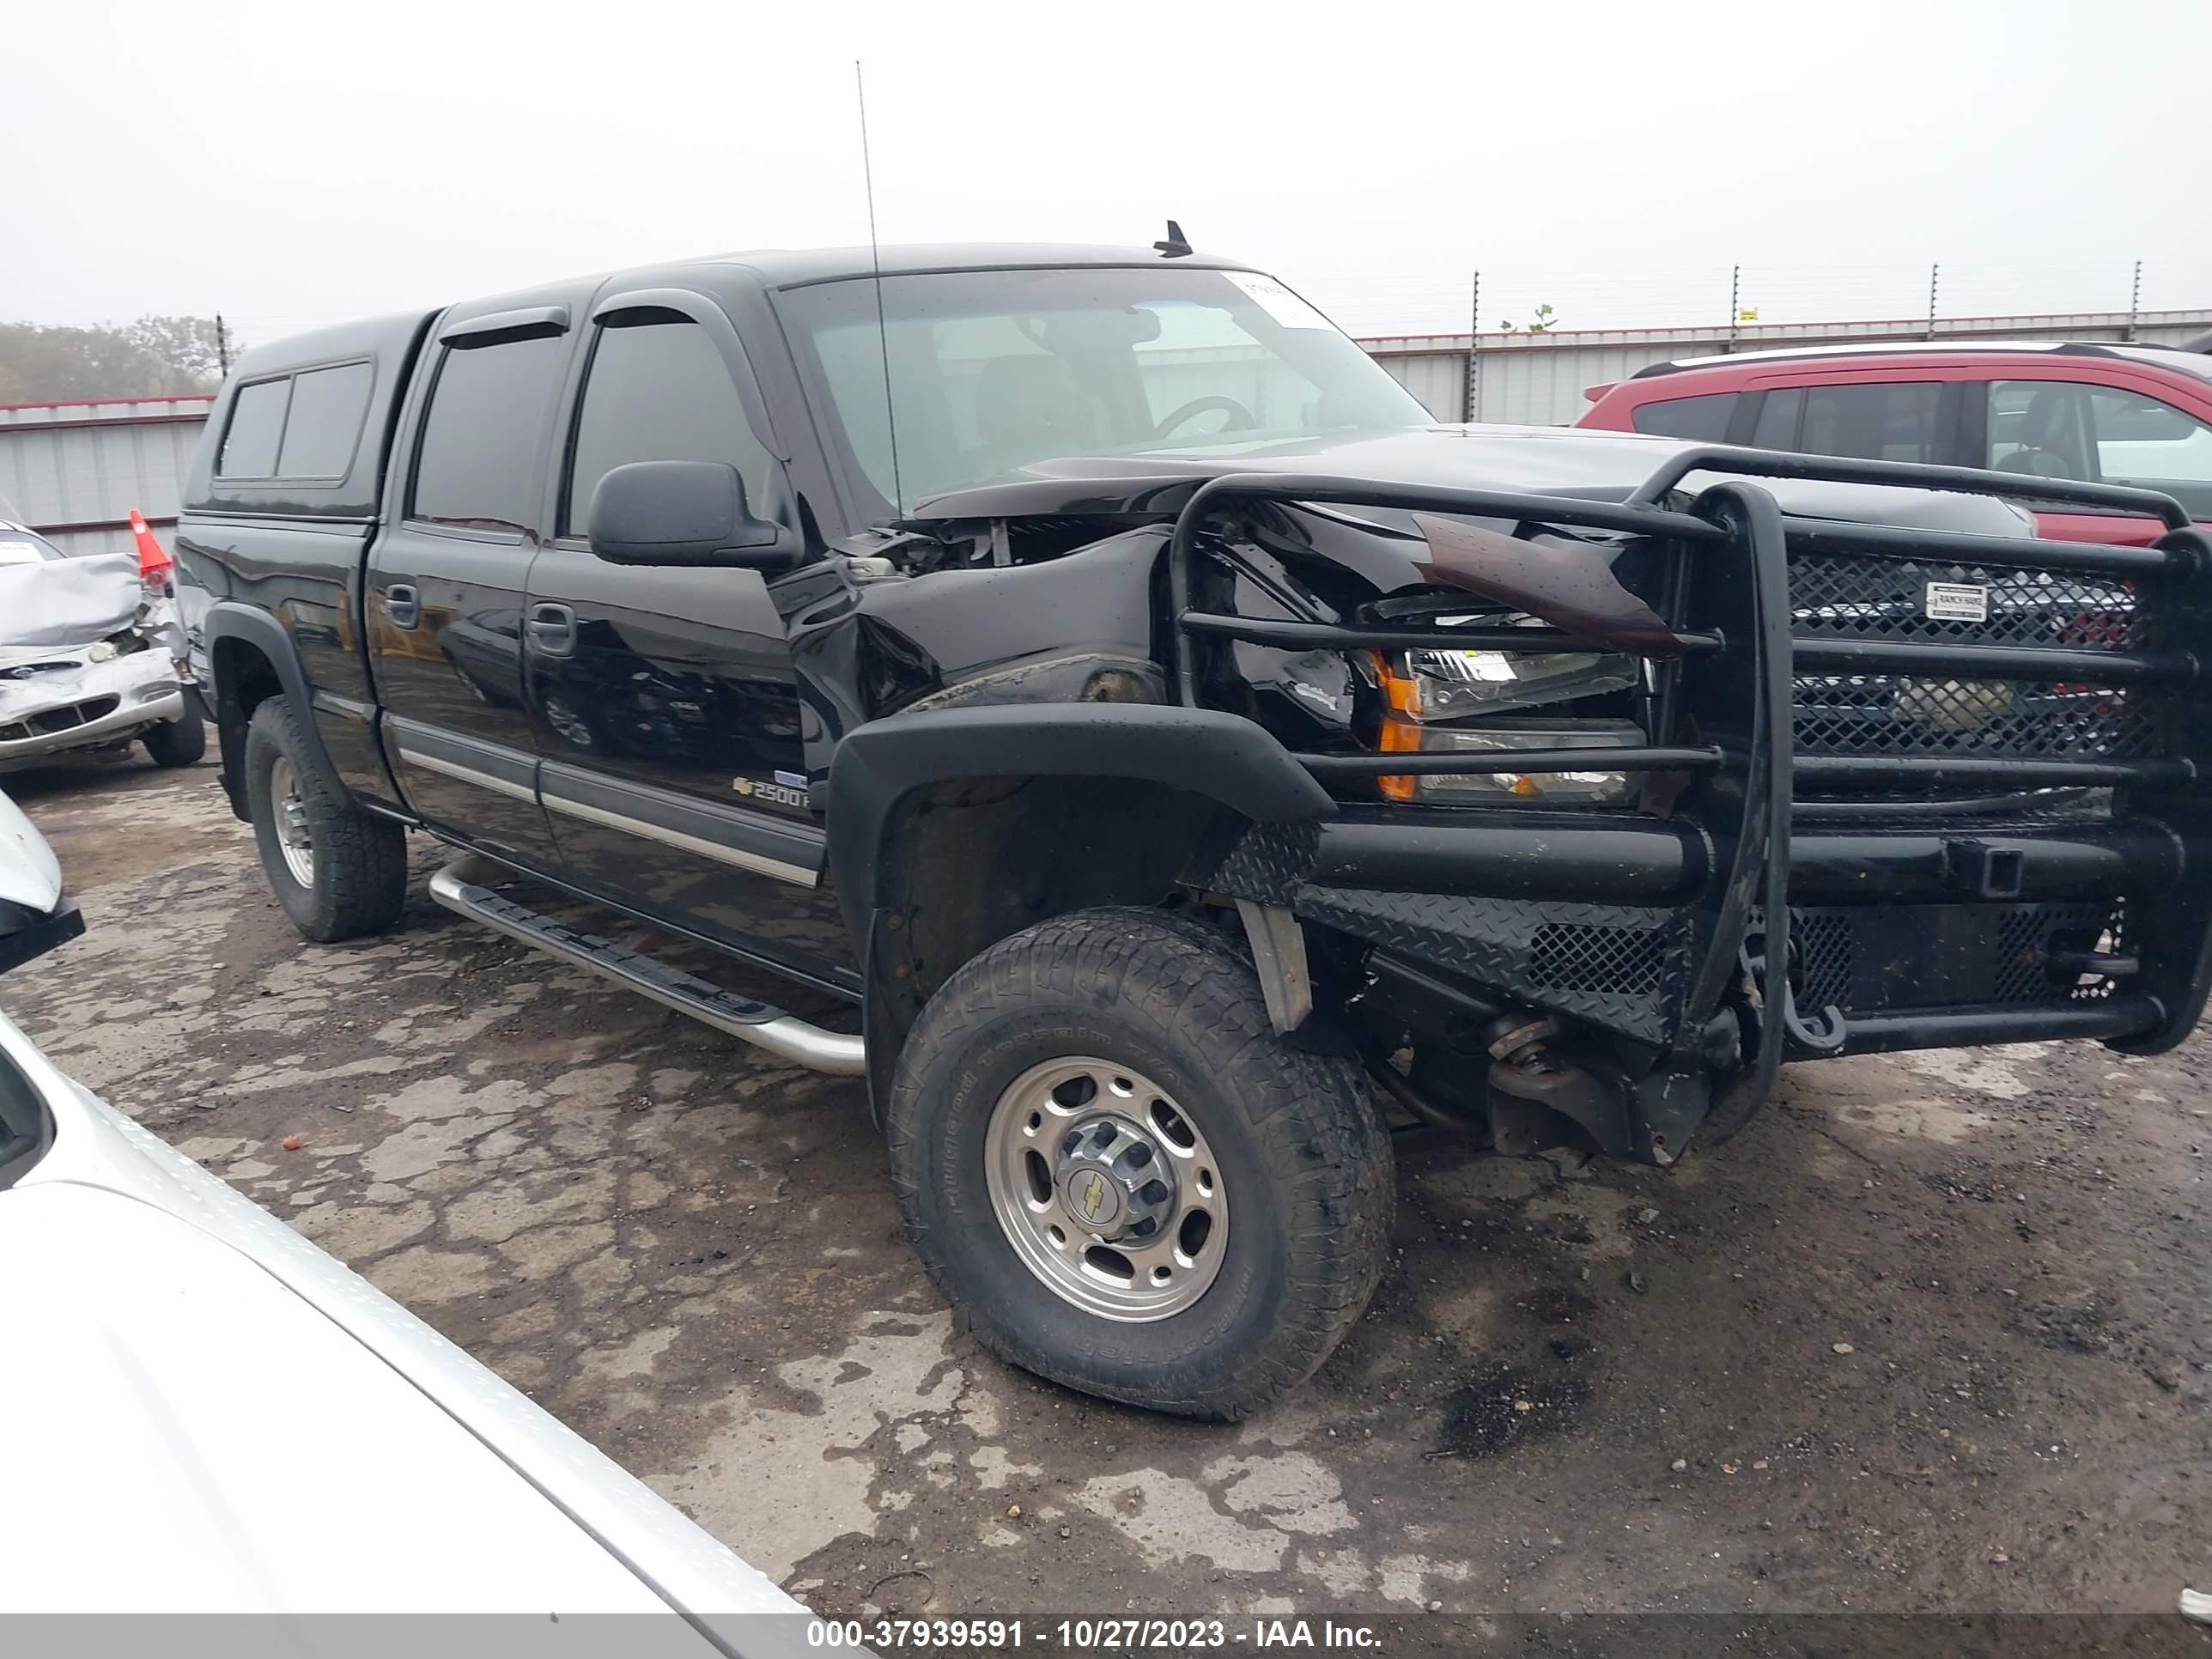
top-left (525, 293), bottom-right (856, 994)
top-left (366, 296), bottom-right (578, 866)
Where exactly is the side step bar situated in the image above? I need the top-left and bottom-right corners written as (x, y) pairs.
top-left (428, 857), bottom-right (867, 1077)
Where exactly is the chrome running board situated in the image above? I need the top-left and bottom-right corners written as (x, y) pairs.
top-left (428, 856), bottom-right (866, 1076)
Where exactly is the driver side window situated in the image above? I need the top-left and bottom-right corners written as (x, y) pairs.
top-left (1986, 380), bottom-right (2212, 517)
top-left (563, 313), bottom-right (775, 538)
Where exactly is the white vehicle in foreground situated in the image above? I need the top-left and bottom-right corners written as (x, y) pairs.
top-left (0, 789), bottom-right (816, 1656)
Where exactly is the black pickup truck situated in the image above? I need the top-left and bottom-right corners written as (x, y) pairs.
top-left (179, 241), bottom-right (2212, 1419)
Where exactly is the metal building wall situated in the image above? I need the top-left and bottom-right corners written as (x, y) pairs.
top-left (1360, 309), bottom-right (2212, 426)
top-left (0, 396), bottom-right (215, 557)
top-left (1374, 352), bottom-right (1469, 425)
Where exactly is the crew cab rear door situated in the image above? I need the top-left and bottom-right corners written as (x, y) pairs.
top-left (523, 289), bottom-right (855, 994)
top-left (366, 294), bottom-right (580, 865)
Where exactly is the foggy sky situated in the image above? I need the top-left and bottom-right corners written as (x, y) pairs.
top-left (9, 0), bottom-right (2206, 347)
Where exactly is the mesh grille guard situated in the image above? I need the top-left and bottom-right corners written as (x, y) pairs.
top-left (1168, 449), bottom-right (2212, 1089)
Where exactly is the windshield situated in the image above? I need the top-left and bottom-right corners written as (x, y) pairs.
top-left (778, 266), bottom-right (1431, 514)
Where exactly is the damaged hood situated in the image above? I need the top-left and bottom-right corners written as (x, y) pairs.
top-left (0, 552), bottom-right (141, 665)
top-left (907, 424), bottom-right (2039, 538)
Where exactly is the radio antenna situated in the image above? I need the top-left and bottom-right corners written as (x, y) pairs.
top-left (854, 59), bottom-right (904, 515)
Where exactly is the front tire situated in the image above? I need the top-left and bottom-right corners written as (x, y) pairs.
top-left (245, 697), bottom-right (407, 942)
top-left (141, 708), bottom-right (206, 768)
top-left (886, 908), bottom-right (1395, 1420)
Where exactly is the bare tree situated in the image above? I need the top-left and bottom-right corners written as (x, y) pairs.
top-left (0, 316), bottom-right (235, 403)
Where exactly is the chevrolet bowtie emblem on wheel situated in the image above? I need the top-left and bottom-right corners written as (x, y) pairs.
top-left (1075, 1170), bottom-right (1109, 1224)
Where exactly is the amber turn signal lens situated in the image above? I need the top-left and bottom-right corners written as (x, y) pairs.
top-left (1376, 714), bottom-right (1421, 801)
top-left (1372, 652), bottom-right (1421, 799)
top-left (1372, 651), bottom-right (1420, 717)
top-left (1370, 714), bottom-right (1644, 805)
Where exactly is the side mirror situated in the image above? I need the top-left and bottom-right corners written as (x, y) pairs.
top-left (586, 460), bottom-right (793, 568)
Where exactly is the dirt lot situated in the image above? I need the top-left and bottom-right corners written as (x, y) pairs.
top-left (8, 757), bottom-right (2209, 1629)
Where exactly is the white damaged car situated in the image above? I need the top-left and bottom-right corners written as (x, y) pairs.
top-left (0, 520), bottom-right (204, 771)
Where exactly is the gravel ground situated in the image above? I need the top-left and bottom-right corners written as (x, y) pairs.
top-left (6, 755), bottom-right (2208, 1635)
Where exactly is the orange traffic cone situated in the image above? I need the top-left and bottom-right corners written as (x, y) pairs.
top-left (128, 510), bottom-right (173, 594)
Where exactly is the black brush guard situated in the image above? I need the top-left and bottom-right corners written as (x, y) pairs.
top-left (1172, 448), bottom-right (2212, 1155)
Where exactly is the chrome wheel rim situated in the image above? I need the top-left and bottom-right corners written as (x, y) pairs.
top-left (982, 1056), bottom-right (1229, 1322)
top-left (269, 757), bottom-right (315, 887)
top-left (542, 696), bottom-right (593, 749)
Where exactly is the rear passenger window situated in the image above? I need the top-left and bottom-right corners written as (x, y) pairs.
top-left (1750, 388), bottom-right (1802, 451)
top-left (1751, 382), bottom-right (1941, 463)
top-left (1631, 392), bottom-right (1736, 441)
top-left (563, 313), bottom-right (774, 536)
top-left (217, 378), bottom-right (290, 477)
top-left (410, 334), bottom-right (567, 535)
top-left (276, 362), bottom-right (374, 478)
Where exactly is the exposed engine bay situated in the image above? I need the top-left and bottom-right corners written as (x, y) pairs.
top-left (789, 442), bottom-right (2182, 1169)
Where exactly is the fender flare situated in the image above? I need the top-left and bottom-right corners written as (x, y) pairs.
top-left (824, 702), bottom-right (1338, 947)
top-left (203, 601), bottom-right (343, 801)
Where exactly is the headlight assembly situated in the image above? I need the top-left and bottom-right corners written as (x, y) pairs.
top-left (1370, 625), bottom-right (1646, 805)
top-left (1376, 715), bottom-right (1646, 804)
top-left (1380, 635), bottom-right (1637, 721)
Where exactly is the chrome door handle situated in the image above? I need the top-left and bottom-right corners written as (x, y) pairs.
top-left (526, 602), bottom-right (577, 657)
top-left (385, 584), bottom-right (420, 629)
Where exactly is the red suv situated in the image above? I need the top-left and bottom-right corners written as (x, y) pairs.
top-left (1578, 341), bottom-right (2212, 545)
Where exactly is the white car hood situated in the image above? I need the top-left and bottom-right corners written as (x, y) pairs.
top-left (0, 550), bottom-right (140, 665)
top-left (0, 1014), bottom-right (808, 1648)
top-left (3, 1181), bottom-right (692, 1616)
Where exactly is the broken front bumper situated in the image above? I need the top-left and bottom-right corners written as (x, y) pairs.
top-left (1176, 452), bottom-right (2212, 1158)
top-left (0, 650), bottom-right (183, 767)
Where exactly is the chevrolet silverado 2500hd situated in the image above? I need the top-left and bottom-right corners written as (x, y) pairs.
top-left (179, 242), bottom-right (2212, 1419)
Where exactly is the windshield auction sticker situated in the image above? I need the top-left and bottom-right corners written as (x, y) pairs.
top-left (1222, 271), bottom-right (1336, 331)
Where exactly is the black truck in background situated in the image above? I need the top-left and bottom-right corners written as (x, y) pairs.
top-left (179, 241), bottom-right (2212, 1419)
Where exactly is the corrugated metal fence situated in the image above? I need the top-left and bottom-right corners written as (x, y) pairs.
top-left (3, 308), bottom-right (2209, 554)
top-left (0, 395), bottom-right (215, 557)
top-left (1362, 308), bottom-right (2212, 426)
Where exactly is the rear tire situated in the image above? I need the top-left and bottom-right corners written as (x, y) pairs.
top-left (886, 907), bottom-right (1395, 1420)
top-left (141, 709), bottom-right (206, 769)
top-left (245, 697), bottom-right (406, 942)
